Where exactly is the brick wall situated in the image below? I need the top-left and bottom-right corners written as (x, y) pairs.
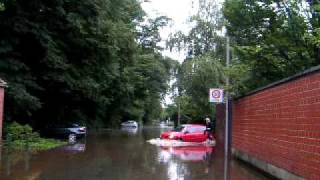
top-left (233, 71), bottom-right (320, 179)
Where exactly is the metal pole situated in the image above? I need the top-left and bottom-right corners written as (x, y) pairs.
top-left (177, 97), bottom-right (181, 126)
top-left (224, 36), bottom-right (232, 180)
top-left (225, 36), bottom-right (230, 156)
top-left (224, 35), bottom-right (233, 180)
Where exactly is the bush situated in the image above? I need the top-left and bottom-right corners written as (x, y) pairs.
top-left (4, 122), bottom-right (66, 151)
top-left (6, 122), bottom-right (40, 142)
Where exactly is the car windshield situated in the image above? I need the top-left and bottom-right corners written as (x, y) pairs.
top-left (187, 126), bottom-right (206, 133)
top-left (70, 123), bottom-right (80, 127)
top-left (124, 121), bottom-right (135, 124)
top-left (173, 125), bottom-right (187, 132)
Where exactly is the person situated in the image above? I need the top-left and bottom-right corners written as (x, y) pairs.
top-left (204, 116), bottom-right (214, 140)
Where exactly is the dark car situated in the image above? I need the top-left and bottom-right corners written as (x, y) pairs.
top-left (44, 123), bottom-right (86, 139)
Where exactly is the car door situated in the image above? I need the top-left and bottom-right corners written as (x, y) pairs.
top-left (192, 126), bottom-right (207, 142)
top-left (182, 126), bottom-right (195, 142)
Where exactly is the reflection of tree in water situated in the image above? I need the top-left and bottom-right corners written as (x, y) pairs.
top-left (0, 130), bottom-right (272, 180)
top-left (126, 133), bottom-right (168, 180)
top-left (0, 145), bottom-right (38, 179)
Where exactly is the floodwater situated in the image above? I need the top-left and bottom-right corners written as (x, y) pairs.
top-left (0, 127), bottom-right (273, 180)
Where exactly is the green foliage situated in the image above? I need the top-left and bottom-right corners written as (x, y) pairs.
top-left (177, 54), bottom-right (225, 120)
top-left (225, 62), bottom-right (251, 96)
top-left (167, 0), bottom-right (320, 123)
top-left (223, 0), bottom-right (320, 94)
top-left (0, 0), bottom-right (174, 127)
top-left (6, 122), bottom-right (40, 142)
top-left (12, 138), bottom-right (67, 151)
top-left (167, 0), bottom-right (225, 121)
top-left (5, 122), bottom-right (66, 151)
top-left (0, 2), bottom-right (4, 11)
top-left (168, 0), bottom-right (224, 58)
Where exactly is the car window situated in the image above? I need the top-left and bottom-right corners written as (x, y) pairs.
top-left (174, 126), bottom-right (184, 132)
top-left (188, 126), bottom-right (206, 133)
top-left (71, 123), bottom-right (80, 127)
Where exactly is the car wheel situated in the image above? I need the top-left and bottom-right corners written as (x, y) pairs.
top-left (68, 133), bottom-right (76, 143)
top-left (179, 138), bottom-right (183, 142)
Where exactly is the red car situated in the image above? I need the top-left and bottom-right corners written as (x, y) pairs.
top-left (160, 124), bottom-right (209, 142)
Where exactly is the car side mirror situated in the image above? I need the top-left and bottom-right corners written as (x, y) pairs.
top-left (184, 131), bottom-right (189, 134)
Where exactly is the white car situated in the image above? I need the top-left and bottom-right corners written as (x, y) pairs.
top-left (121, 120), bottom-right (138, 128)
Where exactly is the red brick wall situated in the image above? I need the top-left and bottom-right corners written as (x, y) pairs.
top-left (0, 88), bottom-right (4, 139)
top-left (233, 72), bottom-right (320, 180)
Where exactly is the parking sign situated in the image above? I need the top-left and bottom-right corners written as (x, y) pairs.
top-left (209, 89), bottom-right (224, 103)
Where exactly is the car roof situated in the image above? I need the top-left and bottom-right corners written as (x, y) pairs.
top-left (182, 124), bottom-right (205, 127)
top-left (123, 120), bottom-right (136, 123)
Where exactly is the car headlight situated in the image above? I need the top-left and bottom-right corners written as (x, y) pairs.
top-left (169, 134), bottom-right (175, 139)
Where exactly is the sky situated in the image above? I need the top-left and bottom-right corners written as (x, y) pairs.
top-left (141, 0), bottom-right (200, 105)
top-left (141, 0), bottom-right (198, 63)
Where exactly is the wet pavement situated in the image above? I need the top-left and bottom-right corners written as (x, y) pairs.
top-left (0, 127), bottom-right (273, 180)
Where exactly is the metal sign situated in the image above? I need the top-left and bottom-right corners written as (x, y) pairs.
top-left (209, 88), bottom-right (224, 103)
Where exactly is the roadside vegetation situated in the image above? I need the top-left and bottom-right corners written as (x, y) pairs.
top-left (1, 0), bottom-right (319, 129)
top-left (5, 122), bottom-right (67, 151)
top-left (164, 0), bottom-right (320, 123)
top-left (0, 0), bottom-right (177, 129)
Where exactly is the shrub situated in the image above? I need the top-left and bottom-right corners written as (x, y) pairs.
top-left (5, 122), bottom-right (67, 151)
top-left (6, 122), bottom-right (40, 142)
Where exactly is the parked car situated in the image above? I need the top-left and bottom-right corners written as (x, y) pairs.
top-left (44, 123), bottom-right (86, 139)
top-left (160, 124), bottom-right (209, 142)
top-left (121, 120), bottom-right (138, 128)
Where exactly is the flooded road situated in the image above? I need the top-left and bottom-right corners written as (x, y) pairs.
top-left (0, 127), bottom-right (273, 180)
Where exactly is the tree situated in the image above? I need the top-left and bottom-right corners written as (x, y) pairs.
top-left (167, 0), bottom-right (225, 121)
top-left (0, 0), bottom-right (174, 128)
top-left (224, 0), bottom-right (319, 93)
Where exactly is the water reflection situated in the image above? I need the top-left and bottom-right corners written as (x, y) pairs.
top-left (167, 161), bottom-right (188, 180)
top-left (159, 146), bottom-right (214, 162)
top-left (57, 143), bottom-right (86, 153)
top-left (0, 128), bottom-right (272, 180)
top-left (121, 126), bottom-right (138, 135)
top-left (157, 145), bottom-right (214, 180)
top-left (0, 145), bottom-right (32, 177)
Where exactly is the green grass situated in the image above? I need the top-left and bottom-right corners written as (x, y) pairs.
top-left (8, 138), bottom-right (67, 151)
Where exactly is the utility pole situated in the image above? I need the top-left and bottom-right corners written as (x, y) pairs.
top-left (177, 97), bottom-right (181, 126)
top-left (224, 36), bottom-right (231, 180)
top-left (225, 37), bottom-right (230, 155)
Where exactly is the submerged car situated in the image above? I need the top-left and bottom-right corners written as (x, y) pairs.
top-left (121, 120), bottom-right (138, 128)
top-left (160, 124), bottom-right (209, 142)
top-left (45, 123), bottom-right (86, 139)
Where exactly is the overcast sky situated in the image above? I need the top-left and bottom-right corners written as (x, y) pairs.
top-left (141, 0), bottom-right (198, 63)
top-left (141, 0), bottom-right (199, 105)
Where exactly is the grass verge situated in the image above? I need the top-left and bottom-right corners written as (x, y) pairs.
top-left (8, 138), bottom-right (67, 151)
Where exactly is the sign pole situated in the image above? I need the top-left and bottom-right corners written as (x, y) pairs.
top-left (224, 36), bottom-right (232, 180)
top-left (225, 37), bottom-right (230, 155)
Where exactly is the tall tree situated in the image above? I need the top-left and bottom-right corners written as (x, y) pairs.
top-left (0, 0), bottom-right (174, 128)
top-left (224, 0), bottom-right (319, 93)
top-left (167, 0), bottom-right (225, 121)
